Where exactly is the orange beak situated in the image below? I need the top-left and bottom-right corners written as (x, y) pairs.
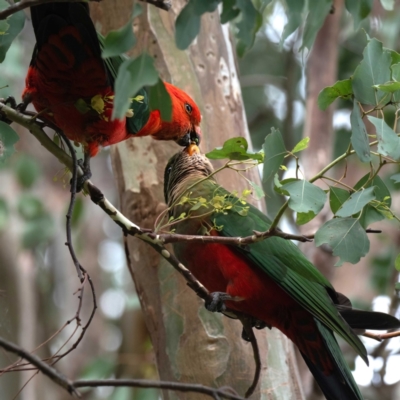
top-left (186, 143), bottom-right (200, 156)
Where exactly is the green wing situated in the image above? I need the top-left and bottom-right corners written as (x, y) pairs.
top-left (213, 188), bottom-right (368, 363)
top-left (97, 34), bottom-right (150, 134)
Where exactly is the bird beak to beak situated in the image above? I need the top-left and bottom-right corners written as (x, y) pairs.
top-left (176, 125), bottom-right (202, 147)
top-left (186, 143), bottom-right (200, 156)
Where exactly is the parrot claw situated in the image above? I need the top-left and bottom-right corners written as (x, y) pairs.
top-left (205, 292), bottom-right (233, 312)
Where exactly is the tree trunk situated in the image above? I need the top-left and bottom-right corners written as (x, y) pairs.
top-left (91, 1), bottom-right (304, 399)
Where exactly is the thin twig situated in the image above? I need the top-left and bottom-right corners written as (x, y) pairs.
top-left (0, 335), bottom-right (246, 400)
top-left (74, 380), bottom-right (244, 399)
top-left (363, 330), bottom-right (400, 342)
top-left (0, 337), bottom-right (79, 396)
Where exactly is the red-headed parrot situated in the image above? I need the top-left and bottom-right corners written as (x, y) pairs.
top-left (163, 144), bottom-right (400, 400)
top-left (23, 3), bottom-right (201, 183)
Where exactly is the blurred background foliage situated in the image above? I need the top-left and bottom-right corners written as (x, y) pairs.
top-left (1, 0), bottom-right (400, 399)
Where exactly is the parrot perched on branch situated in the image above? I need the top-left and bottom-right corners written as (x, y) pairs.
top-left (23, 3), bottom-right (201, 185)
top-left (164, 144), bottom-right (400, 400)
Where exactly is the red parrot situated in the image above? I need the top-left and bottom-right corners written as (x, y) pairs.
top-left (23, 3), bottom-right (201, 183)
top-left (164, 144), bottom-right (400, 400)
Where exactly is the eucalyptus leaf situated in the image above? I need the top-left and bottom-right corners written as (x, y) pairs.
top-left (101, 4), bottom-right (141, 58)
top-left (367, 116), bottom-right (400, 160)
top-left (206, 137), bottom-right (263, 161)
top-left (263, 128), bottom-right (286, 182)
top-left (390, 173), bottom-right (400, 184)
top-left (281, 180), bottom-right (327, 214)
top-left (350, 99), bottom-right (371, 162)
top-left (352, 38), bottom-right (391, 105)
top-left (221, 0), bottom-right (240, 23)
top-left (344, 0), bottom-right (372, 29)
top-left (175, 0), bottom-right (220, 50)
top-left (149, 79), bottom-right (172, 122)
top-left (0, 0), bottom-right (25, 63)
top-left (296, 211), bottom-right (316, 225)
top-left (373, 81), bottom-right (400, 93)
top-left (336, 187), bottom-right (376, 217)
top-left (329, 187), bottom-right (350, 214)
top-left (281, 0), bottom-right (304, 45)
top-left (354, 173), bottom-right (391, 205)
top-left (235, 0), bottom-right (262, 55)
top-left (292, 137), bottom-right (310, 153)
top-left (112, 54), bottom-right (158, 120)
top-left (315, 218), bottom-right (370, 266)
top-left (301, 0), bottom-right (332, 50)
top-left (318, 79), bottom-right (353, 111)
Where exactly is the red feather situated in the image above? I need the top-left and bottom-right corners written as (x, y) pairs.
top-left (23, 4), bottom-right (201, 157)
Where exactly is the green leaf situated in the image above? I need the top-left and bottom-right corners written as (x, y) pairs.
top-left (345, 0), bottom-right (372, 29)
top-left (262, 128), bottom-right (286, 182)
top-left (352, 38), bottom-right (392, 105)
top-left (0, 197), bottom-right (8, 231)
top-left (315, 218), bottom-right (370, 266)
top-left (380, 0), bottom-right (394, 10)
top-left (148, 79), bottom-right (172, 122)
top-left (221, 0), bottom-right (240, 23)
top-left (301, 0), bottom-right (332, 50)
top-left (292, 137), bottom-right (310, 153)
top-left (175, 0), bottom-right (220, 50)
top-left (318, 79), bottom-right (353, 111)
top-left (281, 180), bottom-right (327, 214)
top-left (390, 173), bottom-right (400, 184)
top-left (367, 116), bottom-right (400, 160)
top-left (373, 81), bottom-right (400, 93)
top-left (0, 121), bottom-right (19, 164)
top-left (336, 187), bottom-right (376, 217)
top-left (296, 211), bottom-right (316, 225)
top-left (206, 137), bottom-right (263, 161)
top-left (329, 187), bottom-right (350, 214)
top-left (0, 0), bottom-right (25, 63)
top-left (281, 0), bottom-right (304, 45)
top-left (112, 54), bottom-right (158, 120)
top-left (390, 63), bottom-right (400, 102)
top-left (101, 5), bottom-right (141, 58)
top-left (350, 99), bottom-right (371, 162)
top-left (14, 156), bottom-right (41, 189)
top-left (395, 282), bottom-right (400, 291)
top-left (235, 0), bottom-right (262, 56)
top-left (359, 204), bottom-right (384, 228)
top-left (354, 173), bottom-right (391, 205)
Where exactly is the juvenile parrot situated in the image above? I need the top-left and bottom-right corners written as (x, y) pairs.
top-left (164, 144), bottom-right (400, 400)
top-left (23, 3), bottom-right (201, 183)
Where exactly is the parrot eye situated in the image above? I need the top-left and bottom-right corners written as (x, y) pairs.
top-left (185, 103), bottom-right (192, 114)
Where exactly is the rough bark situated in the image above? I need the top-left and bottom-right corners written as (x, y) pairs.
top-left (91, 1), bottom-right (304, 399)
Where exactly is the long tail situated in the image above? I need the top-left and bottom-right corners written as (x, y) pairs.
top-left (335, 292), bottom-right (400, 332)
top-left (298, 319), bottom-right (363, 400)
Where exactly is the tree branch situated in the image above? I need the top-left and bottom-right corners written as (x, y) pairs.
top-left (0, 337), bottom-right (79, 396)
top-left (0, 335), bottom-right (245, 400)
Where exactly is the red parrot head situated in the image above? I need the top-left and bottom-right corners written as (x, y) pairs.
top-left (151, 82), bottom-right (202, 146)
